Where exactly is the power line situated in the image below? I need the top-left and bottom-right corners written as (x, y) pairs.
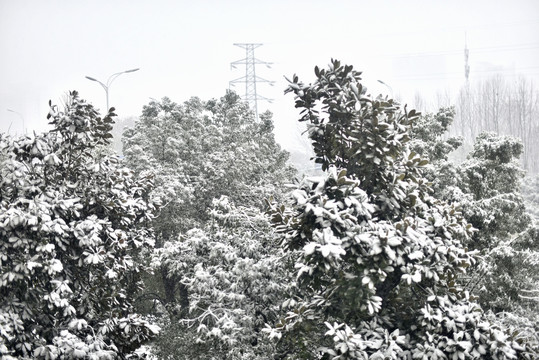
top-left (378, 43), bottom-right (539, 60)
top-left (390, 66), bottom-right (539, 81)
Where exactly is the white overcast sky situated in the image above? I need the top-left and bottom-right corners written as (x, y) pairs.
top-left (1, 0), bottom-right (538, 150)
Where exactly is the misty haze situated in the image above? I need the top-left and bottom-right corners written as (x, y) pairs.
top-left (1, 1), bottom-right (538, 359)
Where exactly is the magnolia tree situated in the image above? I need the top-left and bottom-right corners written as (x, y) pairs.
top-left (0, 92), bottom-right (159, 359)
top-left (266, 60), bottom-right (529, 359)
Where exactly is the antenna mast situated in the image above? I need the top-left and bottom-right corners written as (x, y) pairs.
top-left (464, 33), bottom-right (470, 83)
top-left (230, 43), bottom-right (273, 120)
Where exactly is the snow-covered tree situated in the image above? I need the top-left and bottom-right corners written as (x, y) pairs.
top-left (150, 196), bottom-right (293, 359)
top-left (122, 91), bottom-right (295, 358)
top-left (452, 133), bottom-right (538, 351)
top-left (408, 107), bottom-right (470, 207)
top-left (459, 133), bottom-right (530, 248)
top-left (521, 175), bottom-right (539, 221)
top-left (409, 107), bottom-right (463, 164)
top-left (410, 109), bottom-right (537, 314)
top-left (0, 92), bottom-right (159, 359)
top-left (122, 92), bottom-right (294, 239)
top-left (410, 107), bottom-right (539, 355)
top-left (266, 60), bottom-right (528, 359)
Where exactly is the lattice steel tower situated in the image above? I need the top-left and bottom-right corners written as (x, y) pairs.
top-left (230, 43), bottom-right (273, 120)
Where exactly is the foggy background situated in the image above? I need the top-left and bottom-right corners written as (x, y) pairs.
top-left (1, 0), bottom-right (538, 166)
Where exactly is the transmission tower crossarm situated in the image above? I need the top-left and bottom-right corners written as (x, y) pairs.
top-left (255, 76), bottom-right (274, 83)
top-left (229, 75), bottom-right (247, 83)
top-left (233, 42), bottom-right (263, 48)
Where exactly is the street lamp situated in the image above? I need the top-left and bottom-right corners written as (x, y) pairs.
top-left (377, 79), bottom-right (393, 97)
top-left (7, 109), bottom-right (25, 134)
top-left (85, 68), bottom-right (139, 111)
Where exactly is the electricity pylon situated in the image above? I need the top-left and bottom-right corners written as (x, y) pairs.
top-left (230, 43), bottom-right (274, 120)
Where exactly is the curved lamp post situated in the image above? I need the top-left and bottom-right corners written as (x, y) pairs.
top-left (85, 68), bottom-right (139, 111)
top-left (377, 79), bottom-right (393, 97)
top-left (7, 108), bottom-right (25, 134)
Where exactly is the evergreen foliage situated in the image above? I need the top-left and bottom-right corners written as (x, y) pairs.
top-left (122, 92), bottom-right (294, 237)
top-left (121, 91), bottom-right (295, 358)
top-left (266, 60), bottom-right (529, 359)
top-left (410, 106), bottom-right (539, 355)
top-left (0, 92), bottom-right (159, 359)
top-left (2, 63), bottom-right (537, 359)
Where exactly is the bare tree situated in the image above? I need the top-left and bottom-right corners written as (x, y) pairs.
top-left (453, 75), bottom-right (539, 174)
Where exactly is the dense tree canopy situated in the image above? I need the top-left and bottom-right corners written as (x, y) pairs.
top-left (522, 175), bottom-right (539, 221)
top-left (408, 108), bottom-right (539, 353)
top-left (121, 91), bottom-right (295, 358)
top-left (122, 92), bottom-right (294, 237)
top-left (149, 196), bottom-right (293, 359)
top-left (266, 60), bottom-right (529, 359)
top-left (2, 62), bottom-right (538, 359)
top-left (0, 92), bottom-right (159, 359)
